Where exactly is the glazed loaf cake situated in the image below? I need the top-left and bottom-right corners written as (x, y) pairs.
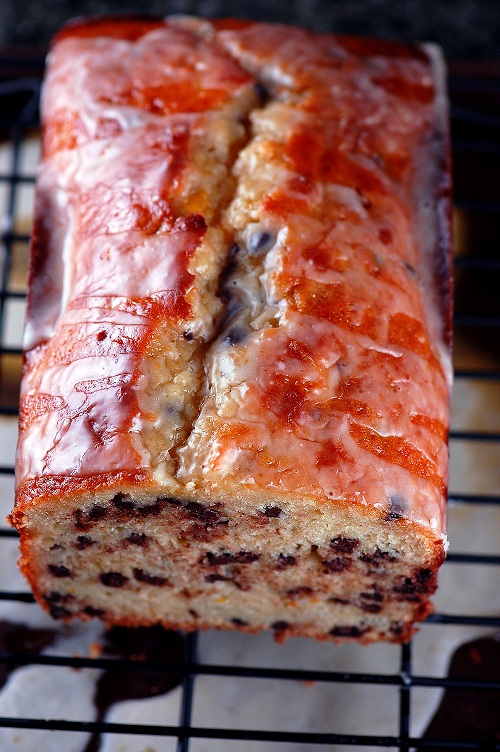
top-left (12, 17), bottom-right (452, 643)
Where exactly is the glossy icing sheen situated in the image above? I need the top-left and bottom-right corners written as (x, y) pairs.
top-left (16, 18), bottom-right (451, 537)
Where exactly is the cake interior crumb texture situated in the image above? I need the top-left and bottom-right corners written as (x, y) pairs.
top-left (11, 16), bottom-right (452, 643)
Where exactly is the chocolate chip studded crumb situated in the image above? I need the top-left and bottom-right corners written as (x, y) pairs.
top-left (360, 590), bottom-right (383, 602)
top-left (271, 620), bottom-right (289, 631)
top-left (274, 554), bottom-right (297, 570)
top-left (204, 551), bottom-right (260, 565)
top-left (44, 591), bottom-right (73, 604)
top-left (390, 622), bottom-right (404, 636)
top-left (286, 586), bottom-right (314, 598)
top-left (84, 606), bottom-right (106, 617)
top-left (49, 604), bottom-right (71, 619)
top-left (394, 568), bottom-right (434, 599)
top-left (330, 537), bottom-right (360, 553)
top-left (263, 506), bottom-right (282, 518)
top-left (133, 568), bottom-right (170, 587)
top-left (126, 532), bottom-right (150, 547)
top-left (136, 499), bottom-right (164, 518)
top-left (100, 572), bottom-right (128, 588)
top-left (185, 501), bottom-right (220, 524)
top-left (75, 504), bottom-right (108, 530)
top-left (329, 625), bottom-right (369, 638)
top-left (360, 548), bottom-right (397, 566)
top-left (48, 564), bottom-right (73, 578)
top-left (112, 492), bottom-right (134, 509)
top-left (75, 535), bottom-right (94, 550)
top-left (205, 573), bottom-right (232, 583)
top-left (161, 496), bottom-right (182, 506)
top-left (322, 557), bottom-right (352, 573)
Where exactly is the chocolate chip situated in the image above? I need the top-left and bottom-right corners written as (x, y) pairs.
top-left (386, 494), bottom-right (407, 521)
top-left (322, 557), bottom-right (352, 573)
top-left (205, 573), bottom-right (232, 583)
top-left (248, 230), bottom-right (276, 255)
top-left (360, 548), bottom-right (397, 566)
top-left (225, 326), bottom-right (247, 346)
top-left (162, 496), bottom-right (182, 506)
top-left (271, 621), bottom-right (289, 631)
top-left (329, 626), bottom-right (368, 638)
top-left (393, 569), bottom-right (434, 597)
top-left (133, 569), bottom-right (169, 587)
top-left (360, 602), bottom-right (382, 614)
top-left (100, 572), bottom-right (128, 588)
top-left (329, 597), bottom-right (350, 605)
top-left (274, 554), bottom-right (297, 570)
top-left (218, 287), bottom-right (245, 326)
top-left (263, 506), bottom-right (282, 518)
top-left (254, 82), bottom-right (269, 102)
top-left (112, 493), bottom-right (135, 512)
top-left (49, 604), bottom-right (71, 619)
top-left (138, 499), bottom-right (167, 517)
top-left (231, 617), bottom-right (248, 626)
top-left (75, 535), bottom-right (94, 550)
top-left (330, 537), bottom-right (360, 554)
top-left (126, 532), bottom-right (150, 547)
top-left (390, 622), bottom-right (404, 635)
top-left (183, 330), bottom-right (194, 341)
top-left (185, 501), bottom-right (220, 524)
top-left (48, 565), bottom-right (72, 578)
top-left (89, 505), bottom-right (108, 520)
top-left (75, 504), bottom-right (108, 530)
top-left (216, 245), bottom-right (240, 307)
top-left (360, 590), bottom-right (383, 602)
top-left (205, 551), bottom-right (260, 565)
top-left (286, 586), bottom-right (314, 598)
top-left (417, 568), bottom-right (433, 584)
top-left (44, 591), bottom-right (73, 604)
top-left (84, 606), bottom-right (105, 617)
top-left (96, 330), bottom-right (107, 342)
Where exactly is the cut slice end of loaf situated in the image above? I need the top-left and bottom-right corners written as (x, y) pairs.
top-left (13, 485), bottom-right (445, 643)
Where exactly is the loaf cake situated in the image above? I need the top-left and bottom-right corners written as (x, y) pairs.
top-left (11, 16), bottom-right (453, 643)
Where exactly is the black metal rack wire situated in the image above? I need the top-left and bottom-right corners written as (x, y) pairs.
top-left (0, 63), bottom-right (498, 751)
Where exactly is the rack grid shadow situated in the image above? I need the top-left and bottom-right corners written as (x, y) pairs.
top-left (0, 63), bottom-right (498, 752)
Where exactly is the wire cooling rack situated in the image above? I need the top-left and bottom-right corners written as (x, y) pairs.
top-left (0, 61), bottom-right (498, 752)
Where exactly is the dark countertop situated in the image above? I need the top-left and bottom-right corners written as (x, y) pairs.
top-left (1, 0), bottom-right (500, 59)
